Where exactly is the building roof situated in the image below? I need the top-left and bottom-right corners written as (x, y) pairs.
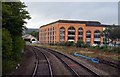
top-left (22, 34), bottom-right (37, 40)
top-left (40, 20), bottom-right (110, 28)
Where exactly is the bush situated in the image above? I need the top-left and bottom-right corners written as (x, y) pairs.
top-left (49, 43), bottom-right (54, 46)
top-left (75, 40), bottom-right (84, 47)
top-left (54, 42), bottom-right (59, 46)
top-left (102, 47), bottom-right (109, 52)
top-left (59, 42), bottom-right (66, 46)
top-left (95, 45), bottom-right (100, 49)
top-left (91, 45), bottom-right (108, 51)
top-left (99, 45), bottom-right (108, 50)
top-left (2, 28), bottom-right (13, 60)
top-left (2, 28), bottom-right (14, 74)
top-left (2, 60), bottom-right (16, 75)
top-left (65, 41), bottom-right (75, 46)
top-left (82, 43), bottom-right (90, 48)
top-left (12, 36), bottom-right (25, 62)
top-left (111, 47), bottom-right (120, 53)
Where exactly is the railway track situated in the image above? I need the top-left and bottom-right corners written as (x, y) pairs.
top-left (34, 47), bottom-right (79, 76)
top-left (98, 58), bottom-right (120, 69)
top-left (32, 47), bottom-right (53, 77)
top-left (34, 46), bottom-right (100, 76)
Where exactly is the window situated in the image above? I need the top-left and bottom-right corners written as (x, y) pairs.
top-left (60, 27), bottom-right (65, 42)
top-left (94, 30), bottom-right (101, 38)
top-left (86, 30), bottom-right (91, 42)
top-left (68, 27), bottom-right (75, 41)
top-left (86, 30), bottom-right (91, 38)
top-left (94, 30), bottom-right (101, 44)
top-left (78, 27), bottom-right (83, 40)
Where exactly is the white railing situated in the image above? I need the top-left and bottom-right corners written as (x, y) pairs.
top-left (68, 35), bottom-right (75, 37)
top-left (60, 29), bottom-right (65, 31)
top-left (86, 33), bottom-right (91, 35)
top-left (78, 30), bottom-right (83, 32)
top-left (78, 35), bottom-right (83, 37)
top-left (68, 40), bottom-right (74, 42)
top-left (86, 38), bottom-right (90, 42)
top-left (94, 38), bottom-right (100, 41)
top-left (94, 33), bottom-right (100, 35)
top-left (68, 30), bottom-right (75, 32)
top-left (60, 39), bottom-right (64, 41)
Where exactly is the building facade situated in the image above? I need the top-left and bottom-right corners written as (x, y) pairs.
top-left (39, 20), bottom-right (107, 45)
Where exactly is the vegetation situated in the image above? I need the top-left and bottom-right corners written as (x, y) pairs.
top-left (111, 47), bottom-right (120, 53)
top-left (90, 45), bottom-right (120, 53)
top-left (50, 40), bottom-right (119, 54)
top-left (2, 2), bottom-right (31, 74)
top-left (45, 45), bottom-right (119, 61)
top-left (109, 25), bottom-right (120, 41)
top-left (59, 42), bottom-right (66, 46)
top-left (65, 41), bottom-right (75, 46)
top-left (75, 40), bottom-right (84, 47)
top-left (2, 29), bottom-right (16, 73)
top-left (2, 29), bottom-right (12, 60)
top-left (29, 31), bottom-right (39, 40)
top-left (102, 25), bottom-right (120, 44)
top-left (12, 36), bottom-right (25, 61)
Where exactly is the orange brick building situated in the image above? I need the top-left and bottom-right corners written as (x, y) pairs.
top-left (39, 20), bottom-right (108, 45)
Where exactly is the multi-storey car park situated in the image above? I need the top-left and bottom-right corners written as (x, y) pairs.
top-left (39, 20), bottom-right (109, 45)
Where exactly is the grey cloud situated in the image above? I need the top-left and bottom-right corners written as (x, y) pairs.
top-left (25, 2), bottom-right (118, 28)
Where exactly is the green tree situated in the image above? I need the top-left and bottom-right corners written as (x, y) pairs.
top-left (30, 31), bottom-right (39, 40)
top-left (102, 25), bottom-right (120, 44)
top-left (2, 2), bottom-right (31, 74)
top-left (12, 36), bottom-right (25, 62)
top-left (2, 28), bottom-right (12, 61)
top-left (2, 2), bottom-right (31, 37)
top-left (2, 28), bottom-right (15, 73)
top-left (102, 27), bottom-right (110, 44)
top-left (109, 25), bottom-right (120, 41)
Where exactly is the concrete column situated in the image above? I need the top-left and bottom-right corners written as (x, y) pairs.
top-left (65, 28), bottom-right (68, 42)
top-left (100, 36), bottom-right (103, 44)
top-left (91, 31), bottom-right (94, 45)
top-left (58, 28), bottom-right (60, 43)
top-left (83, 29), bottom-right (86, 43)
top-left (75, 28), bottom-right (78, 43)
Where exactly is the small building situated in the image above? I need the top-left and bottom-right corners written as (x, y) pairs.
top-left (39, 20), bottom-right (109, 45)
top-left (22, 34), bottom-right (37, 43)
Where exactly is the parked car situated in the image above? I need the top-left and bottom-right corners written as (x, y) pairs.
top-left (108, 43), bottom-right (114, 47)
top-left (115, 43), bottom-right (120, 47)
top-left (92, 44), bottom-right (98, 46)
top-left (32, 40), bottom-right (39, 44)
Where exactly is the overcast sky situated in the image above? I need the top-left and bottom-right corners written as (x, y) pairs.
top-left (24, 2), bottom-right (118, 28)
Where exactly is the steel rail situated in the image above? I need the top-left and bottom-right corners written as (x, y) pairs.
top-left (34, 47), bottom-right (79, 76)
top-left (49, 51), bottom-right (80, 76)
top-left (38, 46), bottom-right (100, 76)
top-left (40, 51), bottom-right (53, 77)
top-left (34, 47), bottom-right (53, 77)
top-left (32, 49), bottom-right (39, 77)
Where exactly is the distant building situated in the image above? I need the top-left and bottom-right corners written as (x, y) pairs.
top-left (22, 34), bottom-right (37, 43)
top-left (39, 20), bottom-right (109, 45)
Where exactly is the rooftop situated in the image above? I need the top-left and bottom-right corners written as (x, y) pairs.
top-left (40, 20), bottom-right (110, 28)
